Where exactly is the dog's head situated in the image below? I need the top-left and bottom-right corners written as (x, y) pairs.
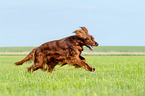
top-left (73, 27), bottom-right (99, 50)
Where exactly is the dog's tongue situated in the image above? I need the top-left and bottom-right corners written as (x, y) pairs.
top-left (88, 45), bottom-right (93, 50)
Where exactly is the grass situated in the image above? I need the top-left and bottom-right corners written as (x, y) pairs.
top-left (84, 46), bottom-right (145, 52)
top-left (0, 55), bottom-right (144, 96)
top-left (0, 46), bottom-right (145, 52)
top-left (0, 47), bottom-right (34, 52)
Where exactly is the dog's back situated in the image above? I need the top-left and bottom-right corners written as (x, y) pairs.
top-left (15, 27), bottom-right (98, 72)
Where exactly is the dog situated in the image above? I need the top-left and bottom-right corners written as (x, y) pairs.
top-left (15, 27), bottom-right (99, 73)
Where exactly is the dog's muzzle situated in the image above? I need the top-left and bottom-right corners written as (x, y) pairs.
top-left (86, 45), bottom-right (93, 50)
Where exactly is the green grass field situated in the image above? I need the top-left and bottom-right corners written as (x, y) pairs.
top-left (0, 47), bottom-right (34, 52)
top-left (0, 46), bottom-right (145, 52)
top-left (0, 55), bottom-right (144, 96)
top-left (84, 46), bottom-right (145, 52)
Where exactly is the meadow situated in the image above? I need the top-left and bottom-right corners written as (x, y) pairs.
top-left (0, 46), bottom-right (145, 52)
top-left (0, 55), bottom-right (144, 96)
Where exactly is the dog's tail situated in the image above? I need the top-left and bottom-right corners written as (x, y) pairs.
top-left (15, 48), bottom-right (36, 65)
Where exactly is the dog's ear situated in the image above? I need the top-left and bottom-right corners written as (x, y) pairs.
top-left (80, 27), bottom-right (88, 34)
top-left (73, 30), bottom-right (88, 39)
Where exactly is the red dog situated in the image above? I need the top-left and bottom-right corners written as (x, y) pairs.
top-left (15, 27), bottom-right (98, 72)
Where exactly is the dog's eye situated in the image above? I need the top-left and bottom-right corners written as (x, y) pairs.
top-left (91, 37), bottom-right (93, 40)
top-left (90, 36), bottom-right (94, 40)
top-left (85, 38), bottom-right (90, 40)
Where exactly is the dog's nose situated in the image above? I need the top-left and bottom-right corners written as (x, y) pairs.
top-left (96, 43), bottom-right (99, 46)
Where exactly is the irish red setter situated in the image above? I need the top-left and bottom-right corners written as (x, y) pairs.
top-left (15, 27), bottom-right (98, 72)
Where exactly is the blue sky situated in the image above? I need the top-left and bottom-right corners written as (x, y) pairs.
top-left (0, 0), bottom-right (145, 47)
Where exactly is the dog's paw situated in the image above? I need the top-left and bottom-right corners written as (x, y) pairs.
top-left (91, 68), bottom-right (95, 72)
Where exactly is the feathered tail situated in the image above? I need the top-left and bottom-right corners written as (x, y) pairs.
top-left (15, 48), bottom-right (36, 65)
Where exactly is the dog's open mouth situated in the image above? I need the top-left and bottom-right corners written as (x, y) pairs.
top-left (86, 45), bottom-right (93, 50)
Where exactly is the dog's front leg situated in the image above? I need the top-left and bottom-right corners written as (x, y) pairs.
top-left (73, 55), bottom-right (85, 68)
top-left (70, 58), bottom-right (95, 72)
top-left (81, 61), bottom-right (95, 72)
top-left (79, 55), bottom-right (86, 62)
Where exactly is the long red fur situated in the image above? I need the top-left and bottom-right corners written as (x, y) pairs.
top-left (15, 27), bottom-right (98, 72)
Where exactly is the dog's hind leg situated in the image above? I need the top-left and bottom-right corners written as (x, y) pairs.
top-left (27, 65), bottom-right (33, 72)
top-left (27, 64), bottom-right (40, 72)
top-left (47, 63), bottom-right (57, 73)
top-left (28, 54), bottom-right (46, 72)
